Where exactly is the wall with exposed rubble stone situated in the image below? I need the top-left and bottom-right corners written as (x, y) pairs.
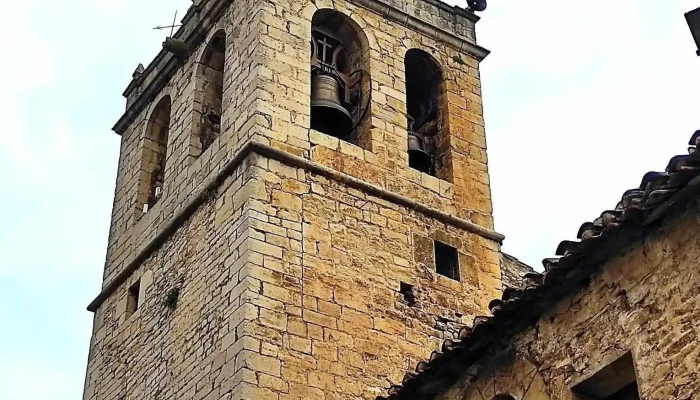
top-left (86, 0), bottom-right (501, 399)
top-left (434, 203), bottom-right (700, 400)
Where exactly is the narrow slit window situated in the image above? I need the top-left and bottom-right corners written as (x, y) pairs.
top-left (572, 353), bottom-right (640, 400)
top-left (127, 280), bottom-right (141, 317)
top-left (434, 241), bottom-right (460, 281)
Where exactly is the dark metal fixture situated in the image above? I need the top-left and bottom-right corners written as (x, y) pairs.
top-left (407, 118), bottom-right (432, 174)
top-left (310, 28), bottom-right (354, 138)
top-left (685, 7), bottom-right (700, 56)
top-left (467, 0), bottom-right (487, 12)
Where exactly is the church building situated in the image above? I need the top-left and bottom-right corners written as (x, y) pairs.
top-left (83, 0), bottom-right (700, 400)
top-left (82, 0), bottom-right (525, 399)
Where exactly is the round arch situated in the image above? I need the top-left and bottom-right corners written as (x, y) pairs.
top-left (192, 29), bottom-right (227, 156)
top-left (145, 95), bottom-right (172, 143)
top-left (309, 9), bottom-right (373, 142)
top-left (198, 29), bottom-right (226, 74)
top-left (138, 95), bottom-right (172, 211)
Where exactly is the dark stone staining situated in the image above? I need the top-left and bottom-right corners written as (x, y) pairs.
top-left (164, 287), bottom-right (180, 309)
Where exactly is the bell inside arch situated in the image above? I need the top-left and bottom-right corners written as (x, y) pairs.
top-left (309, 26), bottom-right (356, 139)
top-left (407, 131), bottom-right (432, 173)
top-left (310, 74), bottom-right (353, 138)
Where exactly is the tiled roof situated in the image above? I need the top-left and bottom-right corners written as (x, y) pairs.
top-left (377, 131), bottom-right (700, 400)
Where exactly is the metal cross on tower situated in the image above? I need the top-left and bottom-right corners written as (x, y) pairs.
top-left (153, 10), bottom-right (182, 38)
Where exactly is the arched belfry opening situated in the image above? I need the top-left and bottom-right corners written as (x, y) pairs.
top-left (310, 10), bottom-right (371, 144)
top-left (138, 96), bottom-right (171, 214)
top-left (405, 49), bottom-right (445, 175)
top-left (196, 30), bottom-right (226, 155)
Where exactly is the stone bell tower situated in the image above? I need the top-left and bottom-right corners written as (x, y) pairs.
top-left (82, 0), bottom-right (503, 399)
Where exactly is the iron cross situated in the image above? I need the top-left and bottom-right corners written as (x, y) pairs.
top-left (153, 10), bottom-right (182, 38)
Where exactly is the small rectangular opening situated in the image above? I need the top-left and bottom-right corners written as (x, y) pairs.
top-left (127, 280), bottom-right (141, 317)
top-left (572, 353), bottom-right (640, 400)
top-left (434, 241), bottom-right (460, 281)
top-left (400, 282), bottom-right (416, 306)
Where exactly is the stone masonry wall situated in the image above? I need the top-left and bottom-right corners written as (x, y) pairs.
top-left (87, 0), bottom-right (501, 399)
top-left (434, 203), bottom-right (700, 400)
top-left (84, 157), bottom-right (256, 400)
top-left (256, 0), bottom-right (493, 228)
top-left (83, 151), bottom-right (502, 400)
top-left (102, 0), bottom-right (492, 289)
top-left (235, 154), bottom-right (501, 399)
top-left (500, 253), bottom-right (535, 289)
top-left (103, 0), bottom-right (267, 286)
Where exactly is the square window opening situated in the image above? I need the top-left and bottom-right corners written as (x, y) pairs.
top-left (572, 353), bottom-right (640, 400)
top-left (400, 282), bottom-right (416, 306)
top-left (434, 241), bottom-right (460, 281)
top-left (127, 280), bottom-right (141, 317)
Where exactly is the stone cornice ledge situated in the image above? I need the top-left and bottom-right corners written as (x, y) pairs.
top-left (351, 0), bottom-right (489, 60)
top-left (87, 140), bottom-right (504, 312)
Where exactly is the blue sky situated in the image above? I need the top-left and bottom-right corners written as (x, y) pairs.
top-left (1, 1), bottom-right (699, 399)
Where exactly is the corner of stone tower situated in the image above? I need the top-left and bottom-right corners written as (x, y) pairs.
top-left (83, 1), bottom-right (504, 399)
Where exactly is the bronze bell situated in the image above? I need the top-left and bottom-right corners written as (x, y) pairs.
top-left (310, 74), bottom-right (353, 138)
top-left (407, 132), bottom-right (432, 173)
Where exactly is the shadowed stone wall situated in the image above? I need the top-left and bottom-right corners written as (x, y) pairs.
top-left (500, 253), bottom-right (534, 289)
top-left (435, 202), bottom-right (700, 400)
